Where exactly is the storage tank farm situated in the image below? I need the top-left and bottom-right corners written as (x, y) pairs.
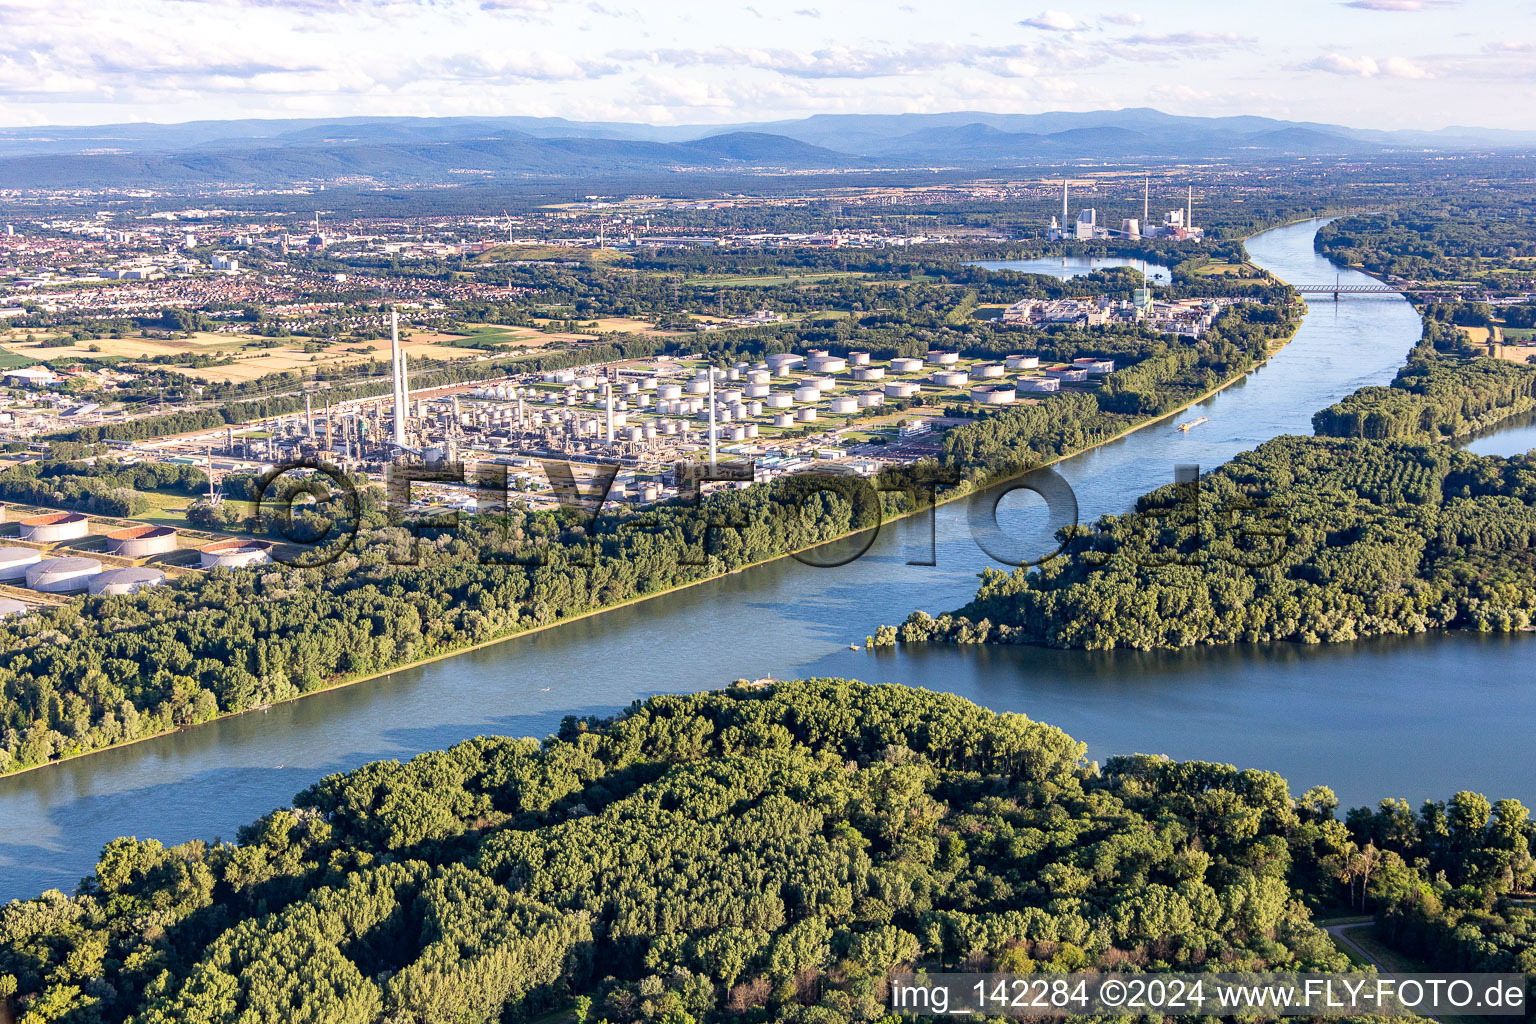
top-left (0, 545), bottom-right (42, 583)
top-left (26, 557), bottom-right (102, 594)
top-left (89, 567), bottom-right (167, 596)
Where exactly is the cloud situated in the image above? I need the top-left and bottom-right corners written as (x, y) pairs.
top-left (1342, 0), bottom-right (1456, 9)
top-left (1019, 10), bottom-right (1079, 31)
top-left (794, 7), bottom-right (820, 16)
top-left (1100, 12), bottom-right (1142, 25)
top-left (610, 42), bottom-right (1057, 80)
top-left (1300, 52), bottom-right (1433, 77)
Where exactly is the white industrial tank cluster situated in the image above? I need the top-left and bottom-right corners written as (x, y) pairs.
top-left (0, 597), bottom-right (29, 619)
top-left (88, 567), bottom-right (167, 596)
top-left (25, 556), bottom-right (102, 594)
top-left (200, 539), bottom-right (273, 568)
top-left (0, 545), bottom-right (42, 582)
top-left (18, 512), bottom-right (89, 543)
top-left (107, 524), bottom-right (179, 557)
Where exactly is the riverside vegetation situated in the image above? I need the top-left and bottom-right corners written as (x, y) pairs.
top-left (0, 291), bottom-right (1292, 775)
top-left (0, 680), bottom-right (1530, 1024)
top-left (886, 218), bottom-right (1536, 651)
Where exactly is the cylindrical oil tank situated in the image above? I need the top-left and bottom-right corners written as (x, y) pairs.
top-left (719, 388), bottom-right (742, 404)
top-left (766, 392), bottom-right (793, 408)
top-left (796, 407), bottom-right (818, 422)
top-left (971, 384), bottom-right (1017, 405)
top-left (794, 386), bottom-right (822, 403)
top-left (26, 556), bottom-right (102, 593)
top-left (88, 567), bottom-right (166, 596)
top-left (746, 401), bottom-right (763, 416)
top-left (889, 357), bottom-right (923, 373)
top-left (657, 383), bottom-right (682, 400)
top-left (0, 545), bottom-right (42, 582)
top-left (829, 396), bottom-right (858, 414)
top-left (970, 363), bottom-right (1006, 379)
top-left (745, 423), bottom-right (759, 438)
top-left (802, 375), bottom-right (836, 391)
top-left (927, 350), bottom-right (959, 365)
top-left (807, 355), bottom-right (846, 373)
top-left (885, 381), bottom-right (921, 398)
top-left (766, 353), bottom-right (804, 371)
top-left (200, 539), bottom-right (273, 568)
top-left (747, 370), bottom-right (772, 385)
top-left (1005, 354), bottom-right (1041, 370)
top-left (685, 379), bottom-right (710, 394)
top-left (729, 425), bottom-right (746, 441)
top-left (19, 512), bottom-right (89, 543)
top-left (743, 383), bottom-right (770, 399)
top-left (108, 524), bottom-right (178, 557)
top-left (848, 351), bottom-right (871, 366)
top-left (932, 370), bottom-right (968, 388)
top-left (0, 597), bottom-right (28, 619)
top-left (853, 366), bottom-right (885, 381)
top-left (774, 412), bottom-right (795, 427)
top-left (857, 391), bottom-right (885, 408)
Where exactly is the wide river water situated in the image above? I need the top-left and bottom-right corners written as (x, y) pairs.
top-left (3, 219), bottom-right (1534, 903)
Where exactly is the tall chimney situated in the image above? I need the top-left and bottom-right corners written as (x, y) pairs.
top-left (604, 383), bottom-right (614, 443)
top-left (707, 368), bottom-right (717, 469)
top-left (390, 309), bottom-right (407, 447)
top-left (1144, 176), bottom-right (1149, 224)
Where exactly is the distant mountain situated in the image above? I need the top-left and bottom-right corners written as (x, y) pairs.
top-left (1, 107), bottom-right (1533, 189)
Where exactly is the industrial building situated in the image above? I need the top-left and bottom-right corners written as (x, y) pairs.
top-left (88, 567), bottom-right (168, 596)
top-left (26, 557), bottom-right (102, 593)
top-left (107, 525), bottom-right (180, 557)
top-left (200, 539), bottom-right (273, 568)
top-left (0, 545), bottom-right (43, 582)
top-left (18, 512), bottom-right (89, 543)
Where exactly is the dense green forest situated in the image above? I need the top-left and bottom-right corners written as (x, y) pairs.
top-left (0, 460), bottom-right (207, 519)
top-left (889, 435), bottom-right (1536, 649)
top-left (1316, 202), bottom-right (1536, 291)
top-left (1, 680), bottom-right (1529, 1023)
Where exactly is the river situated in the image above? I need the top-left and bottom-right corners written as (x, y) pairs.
top-left (3, 219), bottom-right (1533, 904)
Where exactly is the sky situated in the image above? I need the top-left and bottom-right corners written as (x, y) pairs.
top-left (0, 0), bottom-right (1533, 130)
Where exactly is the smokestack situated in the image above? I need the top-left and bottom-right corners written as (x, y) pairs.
top-left (1144, 176), bottom-right (1149, 224)
top-left (707, 368), bottom-right (717, 470)
top-left (390, 309), bottom-right (407, 447)
top-left (604, 383), bottom-right (614, 443)
top-left (305, 393), bottom-right (314, 441)
top-left (1062, 178), bottom-right (1068, 221)
top-left (1187, 185), bottom-right (1192, 231)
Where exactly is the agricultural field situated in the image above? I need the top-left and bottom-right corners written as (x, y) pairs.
top-left (681, 270), bottom-right (871, 287)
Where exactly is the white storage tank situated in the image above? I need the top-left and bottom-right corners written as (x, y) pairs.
top-left (26, 556), bottom-right (102, 594)
top-left (829, 396), bottom-right (858, 414)
top-left (1017, 376), bottom-right (1061, 393)
top-left (885, 381), bottom-right (921, 398)
top-left (774, 412), bottom-right (795, 427)
top-left (746, 401), bottom-right (763, 416)
top-left (766, 353), bottom-right (804, 371)
top-left (971, 384), bottom-right (1017, 405)
top-left (729, 425), bottom-right (746, 441)
top-left (853, 366), bottom-right (885, 381)
top-left (719, 388), bottom-right (742, 404)
top-left (889, 357), bottom-right (923, 374)
top-left (766, 392), bottom-right (793, 409)
top-left (857, 391), bottom-right (885, 408)
top-left (747, 370), bottom-right (772, 385)
top-left (745, 423), bottom-right (759, 438)
top-left (19, 512), bottom-right (89, 543)
top-left (0, 597), bottom-right (28, 619)
top-left (797, 407), bottom-right (818, 422)
top-left (927, 350), bottom-right (959, 365)
top-left (686, 379), bottom-right (710, 394)
top-left (200, 539), bottom-right (273, 568)
top-left (807, 355), bottom-right (846, 373)
top-left (794, 385), bottom-right (823, 403)
top-left (108, 525), bottom-right (179, 558)
top-left (847, 351), bottom-right (871, 366)
top-left (931, 370), bottom-right (968, 388)
top-left (0, 546), bottom-right (42, 582)
top-left (802, 375), bottom-right (837, 391)
top-left (1005, 354), bottom-right (1041, 370)
top-left (970, 363), bottom-right (1006, 379)
top-left (657, 384), bottom-right (682, 400)
top-left (88, 567), bottom-right (166, 596)
top-left (743, 383), bottom-right (771, 398)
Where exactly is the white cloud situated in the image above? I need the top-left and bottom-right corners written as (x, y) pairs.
top-left (1300, 52), bottom-right (1432, 78)
top-left (1019, 10), bottom-right (1079, 31)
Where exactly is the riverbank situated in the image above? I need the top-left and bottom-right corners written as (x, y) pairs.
top-left (0, 317), bottom-right (1301, 780)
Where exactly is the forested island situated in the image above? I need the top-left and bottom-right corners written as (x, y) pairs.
top-left (0, 680), bottom-right (1530, 1023)
top-left (888, 205), bottom-right (1536, 651)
